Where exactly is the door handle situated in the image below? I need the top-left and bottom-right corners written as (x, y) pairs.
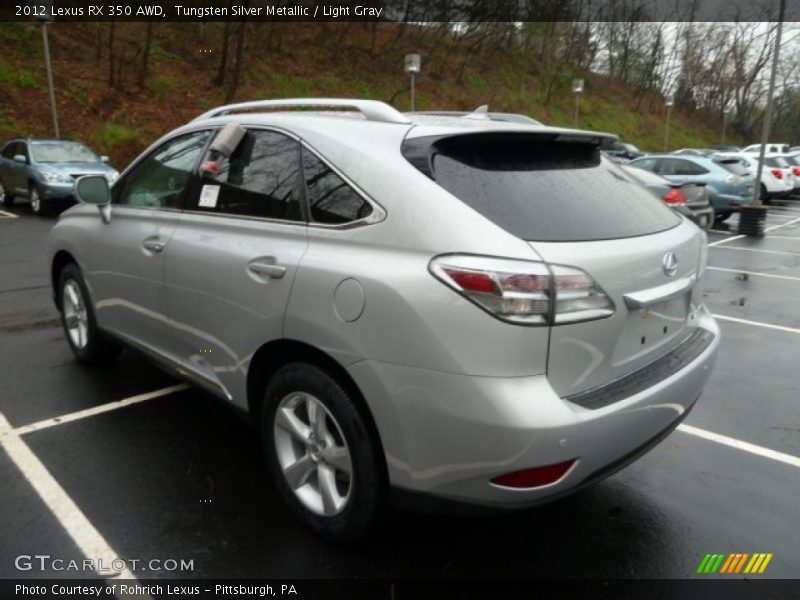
top-left (247, 260), bottom-right (286, 279)
top-left (142, 238), bottom-right (166, 253)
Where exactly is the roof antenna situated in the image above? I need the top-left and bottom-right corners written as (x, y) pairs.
top-left (465, 105), bottom-right (490, 120)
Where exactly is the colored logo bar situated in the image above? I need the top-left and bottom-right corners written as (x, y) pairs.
top-left (696, 553), bottom-right (773, 574)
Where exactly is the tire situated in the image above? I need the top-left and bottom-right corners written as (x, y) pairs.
top-left (57, 263), bottom-right (121, 364)
top-left (261, 362), bottom-right (387, 542)
top-left (760, 184), bottom-right (770, 203)
top-left (29, 183), bottom-right (46, 215)
top-left (715, 210), bottom-right (732, 223)
top-left (0, 179), bottom-right (13, 206)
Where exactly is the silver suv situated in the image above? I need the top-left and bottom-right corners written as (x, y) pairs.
top-left (48, 99), bottom-right (720, 541)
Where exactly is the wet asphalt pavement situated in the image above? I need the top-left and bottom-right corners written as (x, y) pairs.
top-left (1, 200), bottom-right (799, 581)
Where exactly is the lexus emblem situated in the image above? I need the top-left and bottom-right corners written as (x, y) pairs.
top-left (662, 251), bottom-right (678, 277)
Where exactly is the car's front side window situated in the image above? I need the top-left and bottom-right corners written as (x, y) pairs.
top-left (114, 130), bottom-right (212, 209)
top-left (195, 129), bottom-right (303, 221)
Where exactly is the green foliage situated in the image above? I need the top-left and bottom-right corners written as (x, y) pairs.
top-left (93, 123), bottom-right (143, 150)
top-left (0, 60), bottom-right (39, 89)
top-left (151, 75), bottom-right (177, 97)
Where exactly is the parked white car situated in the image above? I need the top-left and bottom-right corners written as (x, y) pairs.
top-left (742, 143), bottom-right (791, 155)
top-left (715, 152), bottom-right (794, 200)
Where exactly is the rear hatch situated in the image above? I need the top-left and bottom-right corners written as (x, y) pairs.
top-left (405, 130), bottom-right (705, 398)
top-left (681, 182), bottom-right (710, 208)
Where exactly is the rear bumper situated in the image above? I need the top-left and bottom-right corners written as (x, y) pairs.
top-left (349, 308), bottom-right (720, 509)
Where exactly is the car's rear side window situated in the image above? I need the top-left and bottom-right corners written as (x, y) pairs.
top-left (302, 148), bottom-right (372, 224)
top-left (716, 159), bottom-right (749, 176)
top-left (410, 134), bottom-right (679, 242)
top-left (198, 129), bottom-right (303, 221)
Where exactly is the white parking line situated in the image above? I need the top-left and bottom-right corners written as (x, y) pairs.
top-left (707, 266), bottom-right (800, 282)
top-left (0, 209), bottom-right (18, 219)
top-left (707, 216), bottom-right (800, 247)
top-left (677, 424), bottom-right (800, 469)
top-left (712, 313), bottom-right (800, 335)
top-left (3, 383), bottom-right (190, 440)
top-left (710, 246), bottom-right (800, 257)
top-left (0, 411), bottom-right (140, 581)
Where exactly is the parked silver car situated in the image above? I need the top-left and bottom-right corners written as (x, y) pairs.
top-left (48, 99), bottom-right (720, 541)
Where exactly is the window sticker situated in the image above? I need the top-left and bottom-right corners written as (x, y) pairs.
top-left (198, 184), bottom-right (220, 208)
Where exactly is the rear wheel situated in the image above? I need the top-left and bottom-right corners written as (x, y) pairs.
top-left (715, 210), bottom-right (732, 223)
top-left (760, 184), bottom-right (770, 203)
top-left (57, 263), bottom-right (121, 364)
top-left (261, 362), bottom-right (387, 542)
top-left (0, 179), bottom-right (12, 206)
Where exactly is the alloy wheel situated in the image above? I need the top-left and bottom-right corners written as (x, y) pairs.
top-left (30, 188), bottom-right (41, 213)
top-left (62, 279), bottom-right (89, 349)
top-left (273, 391), bottom-right (353, 517)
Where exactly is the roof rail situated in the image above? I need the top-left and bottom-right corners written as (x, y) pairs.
top-left (193, 98), bottom-right (411, 124)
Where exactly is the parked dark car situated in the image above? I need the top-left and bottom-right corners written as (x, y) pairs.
top-left (0, 138), bottom-right (118, 215)
top-left (622, 165), bottom-right (713, 230)
top-left (602, 141), bottom-right (643, 162)
top-left (628, 154), bottom-right (753, 221)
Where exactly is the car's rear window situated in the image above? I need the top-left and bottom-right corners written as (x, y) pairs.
top-left (764, 157), bottom-right (789, 168)
top-left (406, 134), bottom-right (679, 242)
top-left (715, 158), bottom-right (749, 176)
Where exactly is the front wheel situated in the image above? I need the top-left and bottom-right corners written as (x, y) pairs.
top-left (30, 184), bottom-right (45, 215)
top-left (715, 210), bottom-right (732, 223)
top-left (0, 179), bottom-right (13, 206)
top-left (58, 263), bottom-right (121, 364)
top-left (262, 362), bottom-right (387, 542)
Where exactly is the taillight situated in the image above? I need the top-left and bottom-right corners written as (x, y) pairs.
top-left (429, 254), bottom-right (614, 326)
top-left (793, 167), bottom-right (800, 177)
top-left (771, 168), bottom-right (783, 179)
top-left (663, 188), bottom-right (687, 205)
top-left (491, 460), bottom-right (577, 489)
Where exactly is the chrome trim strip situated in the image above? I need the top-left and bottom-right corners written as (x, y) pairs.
top-left (623, 273), bottom-right (697, 310)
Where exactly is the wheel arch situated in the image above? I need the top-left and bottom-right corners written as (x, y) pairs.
top-left (246, 338), bottom-right (387, 468)
top-left (51, 250), bottom-right (77, 309)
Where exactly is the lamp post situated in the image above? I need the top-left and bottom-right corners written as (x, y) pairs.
top-left (36, 2), bottom-right (59, 138)
top-left (739, 0), bottom-right (785, 236)
top-left (721, 109), bottom-right (733, 145)
top-left (663, 94), bottom-right (674, 152)
top-left (404, 53), bottom-right (421, 112)
top-left (572, 78), bottom-right (584, 128)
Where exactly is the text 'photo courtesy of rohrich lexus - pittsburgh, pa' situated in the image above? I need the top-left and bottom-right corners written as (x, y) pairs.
top-left (48, 98), bottom-right (719, 541)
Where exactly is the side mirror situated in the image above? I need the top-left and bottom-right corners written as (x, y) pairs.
top-left (13, 154), bottom-right (27, 164)
top-left (100, 155), bottom-right (109, 163)
top-left (75, 175), bottom-right (111, 205)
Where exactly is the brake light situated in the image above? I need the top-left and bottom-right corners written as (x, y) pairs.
top-left (430, 255), bottom-right (614, 325)
top-left (663, 188), bottom-right (687, 205)
top-left (793, 167), bottom-right (800, 177)
top-left (771, 168), bottom-right (783, 179)
top-left (491, 460), bottom-right (577, 489)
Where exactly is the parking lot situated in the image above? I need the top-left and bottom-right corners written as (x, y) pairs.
top-left (1, 200), bottom-right (799, 581)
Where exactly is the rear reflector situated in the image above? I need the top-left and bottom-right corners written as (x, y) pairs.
top-left (491, 460), bottom-right (577, 489)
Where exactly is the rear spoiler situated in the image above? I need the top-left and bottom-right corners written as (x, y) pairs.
top-left (402, 130), bottom-right (619, 179)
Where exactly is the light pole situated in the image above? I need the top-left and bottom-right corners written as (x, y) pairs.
top-left (37, 6), bottom-right (59, 138)
top-left (740, 0), bottom-right (785, 236)
top-left (663, 94), bottom-right (674, 152)
top-left (721, 109), bottom-right (733, 145)
top-left (572, 78), bottom-right (584, 128)
top-left (404, 54), bottom-right (421, 112)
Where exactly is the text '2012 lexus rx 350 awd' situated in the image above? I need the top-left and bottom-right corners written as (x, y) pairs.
top-left (48, 99), bottom-right (719, 541)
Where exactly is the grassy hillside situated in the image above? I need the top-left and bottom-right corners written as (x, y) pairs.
top-left (0, 21), bottom-right (740, 169)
